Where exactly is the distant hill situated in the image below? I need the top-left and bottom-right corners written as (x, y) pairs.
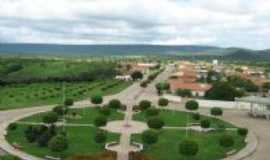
top-left (0, 43), bottom-right (221, 57)
top-left (0, 43), bottom-right (269, 60)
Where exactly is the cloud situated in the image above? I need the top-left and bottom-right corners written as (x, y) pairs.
top-left (0, 0), bottom-right (269, 49)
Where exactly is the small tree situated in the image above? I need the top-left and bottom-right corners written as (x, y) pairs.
top-left (64, 98), bottom-right (74, 106)
top-left (94, 116), bottom-right (107, 127)
top-left (94, 130), bottom-right (107, 145)
top-left (49, 135), bottom-right (69, 153)
top-left (139, 100), bottom-right (152, 110)
top-left (42, 112), bottom-right (58, 125)
top-left (108, 99), bottom-right (122, 109)
top-left (179, 139), bottom-right (199, 158)
top-left (142, 130), bottom-right (159, 146)
top-left (219, 135), bottom-right (234, 148)
top-left (131, 71), bottom-right (143, 80)
top-left (185, 100), bottom-right (199, 112)
top-left (237, 128), bottom-right (248, 137)
top-left (210, 107), bottom-right (223, 117)
top-left (91, 94), bottom-right (103, 105)
top-left (192, 113), bottom-right (200, 121)
top-left (175, 89), bottom-right (192, 97)
top-left (158, 98), bottom-right (169, 107)
top-left (200, 119), bottom-right (211, 129)
top-left (8, 123), bottom-right (17, 131)
top-left (147, 116), bottom-right (164, 129)
top-left (146, 108), bottom-right (160, 117)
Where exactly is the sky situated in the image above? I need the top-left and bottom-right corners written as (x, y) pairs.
top-left (0, 0), bottom-right (270, 49)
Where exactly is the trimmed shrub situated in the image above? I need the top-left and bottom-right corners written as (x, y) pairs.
top-left (237, 128), bottom-right (248, 137)
top-left (200, 119), bottom-right (211, 129)
top-left (210, 107), bottom-right (223, 117)
top-left (158, 98), bottom-right (169, 107)
top-left (94, 116), bottom-right (108, 127)
top-left (185, 100), bottom-right (199, 111)
top-left (37, 132), bottom-right (50, 147)
top-left (179, 139), bottom-right (199, 157)
top-left (139, 100), bottom-right (152, 110)
top-left (91, 95), bottom-right (103, 105)
top-left (53, 105), bottom-right (65, 116)
top-left (147, 117), bottom-right (164, 129)
top-left (142, 130), bottom-right (159, 145)
top-left (175, 89), bottom-right (192, 97)
top-left (108, 99), bottom-right (122, 109)
top-left (219, 135), bottom-right (234, 148)
top-left (64, 98), bottom-right (74, 106)
top-left (146, 108), bottom-right (160, 117)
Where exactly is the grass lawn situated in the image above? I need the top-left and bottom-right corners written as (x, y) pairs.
top-left (19, 107), bottom-right (125, 124)
top-left (131, 129), bottom-right (246, 160)
top-left (6, 125), bottom-right (120, 159)
top-left (133, 109), bottom-right (235, 129)
top-left (0, 80), bottom-right (131, 110)
top-left (0, 155), bottom-right (20, 160)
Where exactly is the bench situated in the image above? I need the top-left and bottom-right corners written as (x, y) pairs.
top-left (45, 155), bottom-right (61, 160)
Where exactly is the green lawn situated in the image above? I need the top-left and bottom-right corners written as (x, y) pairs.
top-left (19, 107), bottom-right (125, 124)
top-left (6, 125), bottom-right (120, 159)
top-left (0, 80), bottom-right (131, 110)
top-left (0, 155), bottom-right (20, 160)
top-left (132, 129), bottom-right (246, 160)
top-left (133, 109), bottom-right (235, 129)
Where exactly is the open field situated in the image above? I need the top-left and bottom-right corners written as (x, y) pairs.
top-left (0, 80), bottom-right (131, 110)
top-left (132, 129), bottom-right (246, 160)
top-left (6, 125), bottom-right (120, 159)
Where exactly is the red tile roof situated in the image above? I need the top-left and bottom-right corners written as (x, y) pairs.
top-left (169, 80), bottom-right (212, 92)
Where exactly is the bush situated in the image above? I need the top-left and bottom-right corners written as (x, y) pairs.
top-left (91, 95), bottom-right (103, 105)
top-left (158, 98), bottom-right (169, 107)
top-left (200, 119), bottom-right (211, 129)
top-left (185, 100), bottom-right (199, 111)
top-left (142, 130), bottom-right (159, 145)
top-left (49, 135), bottom-right (69, 152)
top-left (53, 105), bottom-right (65, 116)
top-left (131, 71), bottom-right (143, 80)
top-left (8, 123), bottom-right (17, 131)
top-left (94, 116), bottom-right (108, 127)
top-left (99, 107), bottom-right (111, 116)
top-left (147, 117), bottom-right (164, 129)
top-left (139, 100), bottom-right (152, 110)
top-left (237, 128), bottom-right (248, 137)
top-left (42, 112), bottom-right (58, 124)
top-left (108, 99), bottom-right (122, 109)
top-left (24, 126), bottom-right (38, 143)
top-left (192, 113), bottom-right (200, 121)
top-left (219, 135), bottom-right (234, 148)
top-left (64, 98), bottom-right (74, 106)
top-left (179, 139), bottom-right (199, 157)
top-left (210, 107), bottom-right (223, 117)
top-left (146, 108), bottom-right (160, 117)
top-left (94, 130), bottom-right (107, 144)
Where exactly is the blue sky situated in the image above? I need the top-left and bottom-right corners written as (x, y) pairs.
top-left (0, 0), bottom-right (270, 49)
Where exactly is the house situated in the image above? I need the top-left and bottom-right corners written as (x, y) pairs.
top-left (169, 80), bottom-right (212, 97)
